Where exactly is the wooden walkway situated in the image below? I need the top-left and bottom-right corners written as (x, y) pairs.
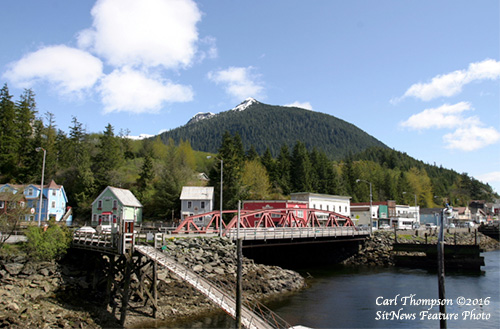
top-left (134, 245), bottom-right (290, 329)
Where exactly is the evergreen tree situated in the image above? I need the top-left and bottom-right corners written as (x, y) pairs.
top-left (291, 141), bottom-right (313, 192)
top-left (260, 147), bottom-right (276, 182)
top-left (14, 89), bottom-right (37, 181)
top-left (209, 131), bottom-right (245, 212)
top-left (41, 112), bottom-right (58, 181)
top-left (0, 84), bottom-right (18, 181)
top-left (275, 145), bottom-right (292, 195)
top-left (92, 124), bottom-right (123, 190)
top-left (245, 145), bottom-right (259, 161)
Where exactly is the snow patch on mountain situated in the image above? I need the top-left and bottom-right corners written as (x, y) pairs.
top-left (230, 97), bottom-right (259, 112)
top-left (188, 112), bottom-right (216, 124)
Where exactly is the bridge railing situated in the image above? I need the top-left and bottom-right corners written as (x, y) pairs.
top-left (225, 226), bottom-right (369, 240)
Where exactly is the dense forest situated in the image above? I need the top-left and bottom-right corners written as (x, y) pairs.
top-left (0, 84), bottom-right (497, 224)
top-left (159, 99), bottom-right (387, 159)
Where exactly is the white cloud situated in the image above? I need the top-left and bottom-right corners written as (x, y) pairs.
top-left (99, 67), bottom-right (193, 113)
top-left (3, 45), bottom-right (103, 94)
top-left (400, 102), bottom-right (474, 130)
top-left (285, 101), bottom-right (313, 110)
top-left (402, 59), bottom-right (500, 101)
top-left (400, 102), bottom-right (500, 151)
top-left (208, 66), bottom-right (264, 100)
top-left (477, 171), bottom-right (500, 185)
top-left (443, 125), bottom-right (500, 151)
top-left (78, 0), bottom-right (202, 69)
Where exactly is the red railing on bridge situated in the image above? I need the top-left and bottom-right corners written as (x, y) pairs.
top-left (173, 208), bottom-right (355, 235)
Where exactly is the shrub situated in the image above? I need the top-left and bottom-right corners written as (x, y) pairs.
top-left (25, 220), bottom-right (72, 261)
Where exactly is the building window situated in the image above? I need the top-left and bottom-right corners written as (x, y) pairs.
top-left (52, 190), bottom-right (56, 196)
top-left (345, 206), bottom-right (347, 212)
top-left (327, 205), bottom-right (329, 211)
top-left (93, 214), bottom-right (97, 222)
top-left (201, 201), bottom-right (205, 209)
top-left (51, 201), bottom-right (56, 208)
top-left (113, 200), bottom-right (118, 209)
top-left (28, 188), bottom-right (33, 196)
top-left (98, 200), bottom-right (102, 209)
top-left (188, 201), bottom-right (192, 208)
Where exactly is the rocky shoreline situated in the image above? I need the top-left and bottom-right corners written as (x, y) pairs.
top-left (341, 229), bottom-right (500, 267)
top-left (0, 231), bottom-right (498, 328)
top-left (0, 237), bottom-right (305, 328)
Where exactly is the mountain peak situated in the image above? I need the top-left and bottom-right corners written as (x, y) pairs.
top-left (187, 112), bottom-right (215, 124)
top-left (231, 98), bottom-right (259, 112)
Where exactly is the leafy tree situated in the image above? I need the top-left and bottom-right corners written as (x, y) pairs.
top-left (24, 219), bottom-right (71, 261)
top-left (0, 193), bottom-right (29, 248)
top-left (241, 159), bottom-right (271, 200)
top-left (150, 139), bottom-right (196, 219)
top-left (275, 145), bottom-right (292, 195)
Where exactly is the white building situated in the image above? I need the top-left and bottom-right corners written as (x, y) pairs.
top-left (180, 186), bottom-right (214, 225)
top-left (290, 192), bottom-right (351, 219)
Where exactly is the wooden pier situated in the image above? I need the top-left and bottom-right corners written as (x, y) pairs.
top-left (392, 243), bottom-right (484, 270)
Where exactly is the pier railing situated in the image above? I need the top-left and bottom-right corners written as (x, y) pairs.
top-left (135, 244), bottom-right (290, 329)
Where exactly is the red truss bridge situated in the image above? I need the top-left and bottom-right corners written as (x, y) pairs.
top-left (173, 208), bottom-right (369, 240)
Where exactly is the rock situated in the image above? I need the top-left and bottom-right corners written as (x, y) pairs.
top-left (192, 265), bottom-right (203, 273)
top-left (4, 263), bottom-right (24, 276)
top-left (7, 302), bottom-right (20, 312)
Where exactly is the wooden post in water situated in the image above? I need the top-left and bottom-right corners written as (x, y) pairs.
top-left (120, 252), bottom-right (133, 325)
top-left (152, 259), bottom-right (158, 318)
top-left (437, 208), bottom-right (447, 329)
top-left (236, 201), bottom-right (242, 329)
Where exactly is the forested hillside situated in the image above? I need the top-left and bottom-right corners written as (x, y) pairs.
top-left (0, 84), bottom-right (497, 223)
top-left (158, 99), bottom-right (387, 159)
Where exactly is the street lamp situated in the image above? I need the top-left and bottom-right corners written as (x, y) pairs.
top-left (207, 156), bottom-right (223, 237)
top-left (35, 147), bottom-right (46, 227)
top-left (356, 179), bottom-right (372, 235)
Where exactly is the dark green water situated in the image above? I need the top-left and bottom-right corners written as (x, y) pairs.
top-left (161, 250), bottom-right (500, 329)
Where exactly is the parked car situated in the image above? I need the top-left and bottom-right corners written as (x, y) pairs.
top-left (425, 223), bottom-right (437, 229)
top-left (379, 224), bottom-right (391, 230)
top-left (75, 226), bottom-right (96, 234)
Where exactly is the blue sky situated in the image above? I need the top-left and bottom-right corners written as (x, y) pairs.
top-left (1, 0), bottom-right (499, 193)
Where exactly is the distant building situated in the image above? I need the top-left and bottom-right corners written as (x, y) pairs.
top-left (351, 200), bottom-right (419, 229)
top-left (180, 186), bottom-right (214, 226)
top-left (91, 186), bottom-right (142, 232)
top-left (0, 180), bottom-right (71, 224)
top-left (290, 192), bottom-right (351, 219)
top-left (242, 200), bottom-right (308, 226)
